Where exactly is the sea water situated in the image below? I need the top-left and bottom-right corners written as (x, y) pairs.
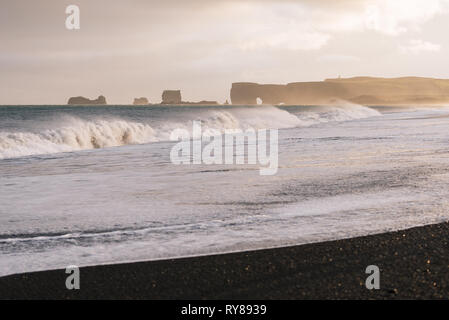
top-left (1, 103), bottom-right (449, 276)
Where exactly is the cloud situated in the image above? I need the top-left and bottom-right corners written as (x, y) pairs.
top-left (220, 0), bottom-right (449, 52)
top-left (298, 0), bottom-right (449, 35)
top-left (361, 0), bottom-right (449, 35)
top-left (399, 39), bottom-right (441, 54)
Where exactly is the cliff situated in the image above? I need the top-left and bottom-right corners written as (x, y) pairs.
top-left (67, 95), bottom-right (107, 105)
top-left (230, 77), bottom-right (449, 105)
top-left (133, 97), bottom-right (149, 105)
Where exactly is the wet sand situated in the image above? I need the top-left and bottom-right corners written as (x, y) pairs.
top-left (1, 222), bottom-right (449, 299)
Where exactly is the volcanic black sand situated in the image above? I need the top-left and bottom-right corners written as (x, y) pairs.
top-left (1, 222), bottom-right (449, 299)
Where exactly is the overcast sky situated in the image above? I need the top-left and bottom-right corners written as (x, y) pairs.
top-left (1, 0), bottom-right (449, 104)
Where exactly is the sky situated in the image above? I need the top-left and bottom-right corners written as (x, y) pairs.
top-left (1, 0), bottom-right (449, 104)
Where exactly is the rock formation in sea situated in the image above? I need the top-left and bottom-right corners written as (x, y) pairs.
top-left (161, 90), bottom-right (182, 104)
top-left (133, 97), bottom-right (149, 105)
top-left (161, 90), bottom-right (217, 105)
top-left (67, 95), bottom-right (107, 105)
top-left (230, 77), bottom-right (449, 105)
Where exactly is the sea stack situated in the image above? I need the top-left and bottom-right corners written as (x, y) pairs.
top-left (133, 97), bottom-right (149, 105)
top-left (161, 90), bottom-right (182, 104)
top-left (67, 95), bottom-right (107, 105)
top-left (160, 90), bottom-right (218, 105)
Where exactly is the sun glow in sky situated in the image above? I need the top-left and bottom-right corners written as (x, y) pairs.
top-left (1, 0), bottom-right (449, 104)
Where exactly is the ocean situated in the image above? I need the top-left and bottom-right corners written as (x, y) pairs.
top-left (2, 103), bottom-right (449, 276)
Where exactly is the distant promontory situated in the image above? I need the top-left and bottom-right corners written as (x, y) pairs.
top-left (230, 77), bottom-right (449, 105)
top-left (67, 95), bottom-right (107, 105)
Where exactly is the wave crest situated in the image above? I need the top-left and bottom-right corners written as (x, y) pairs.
top-left (0, 104), bottom-right (381, 159)
top-left (294, 101), bottom-right (381, 125)
top-left (0, 118), bottom-right (156, 159)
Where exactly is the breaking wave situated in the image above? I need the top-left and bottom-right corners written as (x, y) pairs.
top-left (292, 100), bottom-right (382, 125)
top-left (0, 104), bottom-right (380, 159)
top-left (0, 118), bottom-right (157, 159)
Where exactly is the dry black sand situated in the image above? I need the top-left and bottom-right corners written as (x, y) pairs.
top-left (1, 222), bottom-right (449, 299)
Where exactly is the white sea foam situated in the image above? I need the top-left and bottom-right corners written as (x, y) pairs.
top-left (3, 105), bottom-right (449, 277)
top-left (0, 104), bottom-right (380, 159)
top-left (293, 101), bottom-right (381, 126)
top-left (0, 118), bottom-right (157, 159)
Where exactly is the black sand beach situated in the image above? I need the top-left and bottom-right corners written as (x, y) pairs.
top-left (1, 222), bottom-right (449, 300)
